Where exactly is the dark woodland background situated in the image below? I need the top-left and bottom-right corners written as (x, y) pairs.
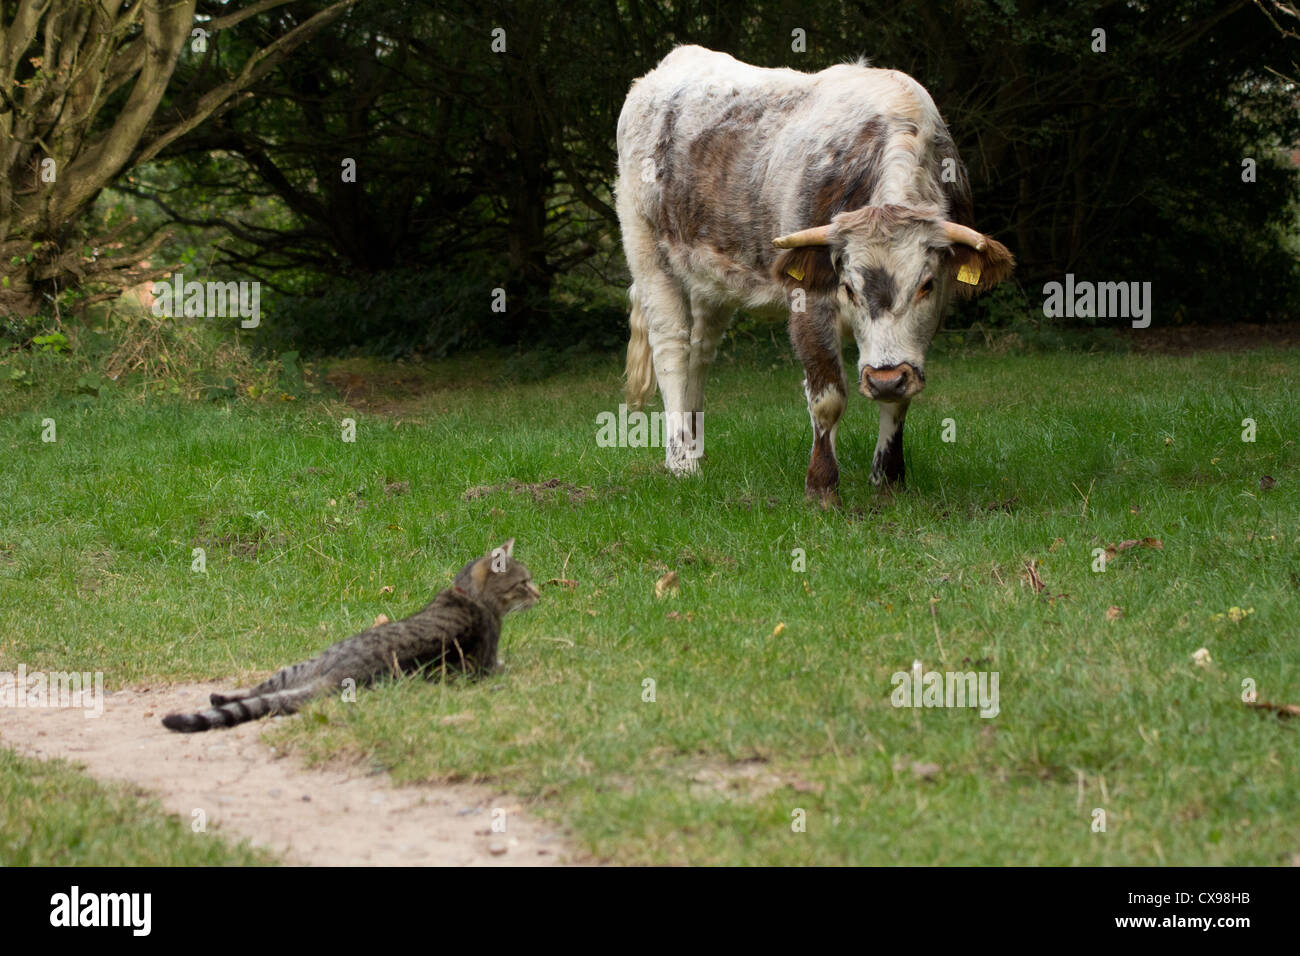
top-left (4, 0), bottom-right (1299, 360)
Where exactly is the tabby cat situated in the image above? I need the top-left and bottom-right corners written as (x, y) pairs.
top-left (162, 539), bottom-right (538, 733)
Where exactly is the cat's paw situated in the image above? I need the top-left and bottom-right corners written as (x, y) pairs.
top-left (209, 692), bottom-right (231, 706)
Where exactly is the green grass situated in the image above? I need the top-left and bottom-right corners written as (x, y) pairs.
top-left (1, 334), bottom-right (1297, 865)
top-left (0, 747), bottom-right (272, 865)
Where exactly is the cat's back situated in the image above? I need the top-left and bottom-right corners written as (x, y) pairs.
top-left (376, 586), bottom-right (498, 658)
top-left (417, 586), bottom-right (498, 637)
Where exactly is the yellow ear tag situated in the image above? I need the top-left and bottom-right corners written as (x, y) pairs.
top-left (785, 264), bottom-right (805, 281)
top-left (957, 263), bottom-right (981, 286)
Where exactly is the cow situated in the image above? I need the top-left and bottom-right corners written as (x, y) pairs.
top-left (615, 45), bottom-right (1014, 503)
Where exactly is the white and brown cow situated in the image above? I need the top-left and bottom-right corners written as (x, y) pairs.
top-left (616, 45), bottom-right (1014, 502)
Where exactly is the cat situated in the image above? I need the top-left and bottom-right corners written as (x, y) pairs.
top-left (162, 539), bottom-right (538, 733)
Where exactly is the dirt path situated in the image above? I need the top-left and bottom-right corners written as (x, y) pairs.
top-left (0, 682), bottom-right (576, 866)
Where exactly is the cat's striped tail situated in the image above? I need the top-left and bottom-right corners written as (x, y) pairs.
top-left (161, 684), bottom-right (321, 733)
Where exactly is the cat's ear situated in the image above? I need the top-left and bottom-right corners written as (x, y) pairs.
top-left (486, 539), bottom-right (513, 576)
top-left (471, 557), bottom-right (492, 590)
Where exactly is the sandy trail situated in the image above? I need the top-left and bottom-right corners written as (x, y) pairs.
top-left (0, 682), bottom-right (575, 866)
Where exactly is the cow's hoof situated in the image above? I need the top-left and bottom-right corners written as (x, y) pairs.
top-left (869, 470), bottom-right (905, 490)
top-left (805, 486), bottom-right (842, 509)
top-left (666, 455), bottom-right (702, 476)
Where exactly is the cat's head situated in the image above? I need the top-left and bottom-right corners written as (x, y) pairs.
top-left (454, 538), bottom-right (540, 615)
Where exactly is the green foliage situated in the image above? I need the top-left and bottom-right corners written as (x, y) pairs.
top-left (959, 282), bottom-right (1033, 329)
top-left (277, 350), bottom-right (304, 395)
top-left (31, 332), bottom-right (68, 353)
top-left (82, 0), bottom-right (1300, 355)
top-left (257, 266), bottom-right (496, 359)
top-left (254, 263), bottom-right (626, 359)
top-left (74, 372), bottom-right (103, 396)
top-left (0, 303), bottom-right (327, 414)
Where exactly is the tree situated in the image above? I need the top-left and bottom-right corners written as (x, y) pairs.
top-left (0, 0), bottom-right (355, 317)
top-left (121, 0), bottom-right (1300, 354)
top-left (124, 0), bottom-right (625, 327)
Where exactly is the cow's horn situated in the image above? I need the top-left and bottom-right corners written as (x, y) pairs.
top-left (941, 221), bottom-right (987, 252)
top-left (772, 225), bottom-right (833, 248)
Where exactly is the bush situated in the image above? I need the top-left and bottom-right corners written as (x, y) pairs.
top-left (257, 265), bottom-right (498, 359)
top-left (0, 298), bottom-right (315, 412)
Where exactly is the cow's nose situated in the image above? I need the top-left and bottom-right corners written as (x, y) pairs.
top-left (861, 363), bottom-right (923, 400)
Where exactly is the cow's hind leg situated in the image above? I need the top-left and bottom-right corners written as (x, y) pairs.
top-left (684, 293), bottom-right (732, 461)
top-left (790, 302), bottom-right (847, 506)
top-left (640, 271), bottom-right (698, 474)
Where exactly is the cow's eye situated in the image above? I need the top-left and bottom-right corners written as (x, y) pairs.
top-left (917, 278), bottom-right (935, 299)
top-left (843, 282), bottom-right (858, 304)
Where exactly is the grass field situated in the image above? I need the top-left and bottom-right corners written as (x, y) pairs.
top-left (0, 747), bottom-right (271, 865)
top-left (1, 328), bottom-right (1297, 865)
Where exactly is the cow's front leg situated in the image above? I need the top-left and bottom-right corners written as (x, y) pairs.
top-left (790, 303), bottom-right (847, 506)
top-left (870, 400), bottom-right (909, 486)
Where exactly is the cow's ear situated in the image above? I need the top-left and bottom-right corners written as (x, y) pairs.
top-left (945, 235), bottom-right (1015, 298)
top-left (772, 246), bottom-right (838, 295)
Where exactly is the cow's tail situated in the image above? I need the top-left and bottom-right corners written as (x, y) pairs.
top-left (624, 283), bottom-right (656, 410)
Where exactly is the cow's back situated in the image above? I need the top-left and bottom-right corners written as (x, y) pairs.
top-left (616, 45), bottom-right (961, 303)
top-left (616, 47), bottom-right (810, 229)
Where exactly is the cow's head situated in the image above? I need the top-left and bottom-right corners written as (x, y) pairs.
top-left (773, 204), bottom-right (1014, 402)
